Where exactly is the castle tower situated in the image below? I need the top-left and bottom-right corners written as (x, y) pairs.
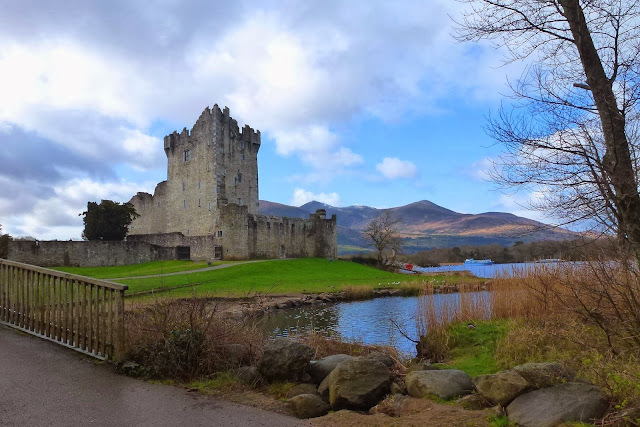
top-left (129, 105), bottom-right (261, 236)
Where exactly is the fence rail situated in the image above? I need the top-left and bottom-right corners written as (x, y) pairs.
top-left (0, 259), bottom-right (128, 361)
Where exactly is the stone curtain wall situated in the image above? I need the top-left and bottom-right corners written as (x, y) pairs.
top-left (8, 240), bottom-right (177, 267)
top-left (128, 209), bottom-right (337, 261)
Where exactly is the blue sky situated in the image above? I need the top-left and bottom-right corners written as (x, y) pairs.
top-left (0, 0), bottom-right (541, 240)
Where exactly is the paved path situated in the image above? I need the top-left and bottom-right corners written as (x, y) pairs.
top-left (106, 259), bottom-right (286, 281)
top-left (0, 326), bottom-right (308, 427)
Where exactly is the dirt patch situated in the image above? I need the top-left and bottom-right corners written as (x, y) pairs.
top-left (310, 396), bottom-right (494, 427)
top-left (193, 383), bottom-right (295, 417)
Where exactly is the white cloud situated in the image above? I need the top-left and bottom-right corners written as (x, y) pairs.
top-left (494, 191), bottom-right (548, 223)
top-left (2, 178), bottom-right (156, 240)
top-left (291, 188), bottom-right (341, 207)
top-left (376, 157), bottom-right (418, 179)
top-left (0, 0), bottom-right (527, 239)
top-left (470, 157), bottom-right (497, 181)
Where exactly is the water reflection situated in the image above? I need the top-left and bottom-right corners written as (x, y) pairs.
top-left (258, 294), bottom-right (486, 356)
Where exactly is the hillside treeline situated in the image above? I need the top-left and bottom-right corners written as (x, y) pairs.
top-left (401, 238), bottom-right (616, 266)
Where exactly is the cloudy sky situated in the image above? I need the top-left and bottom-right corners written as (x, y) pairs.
top-left (0, 0), bottom-right (536, 240)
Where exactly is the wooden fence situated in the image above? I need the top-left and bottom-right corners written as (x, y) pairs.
top-left (0, 259), bottom-right (128, 361)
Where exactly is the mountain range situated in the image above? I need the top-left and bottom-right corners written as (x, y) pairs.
top-left (258, 199), bottom-right (572, 254)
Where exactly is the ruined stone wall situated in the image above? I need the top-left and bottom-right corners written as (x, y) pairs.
top-left (219, 206), bottom-right (338, 260)
top-left (8, 240), bottom-right (176, 268)
top-left (127, 233), bottom-right (219, 260)
top-left (128, 208), bottom-right (337, 261)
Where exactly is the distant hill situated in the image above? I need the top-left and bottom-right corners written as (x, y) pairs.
top-left (259, 199), bottom-right (573, 254)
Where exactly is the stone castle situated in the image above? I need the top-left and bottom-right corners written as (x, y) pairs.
top-left (127, 104), bottom-right (337, 260)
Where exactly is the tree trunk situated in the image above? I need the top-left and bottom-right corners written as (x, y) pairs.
top-left (560, 0), bottom-right (640, 258)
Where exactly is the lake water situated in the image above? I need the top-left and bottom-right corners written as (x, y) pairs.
top-left (414, 261), bottom-right (560, 278)
top-left (259, 261), bottom-right (571, 355)
top-left (259, 293), bottom-right (487, 356)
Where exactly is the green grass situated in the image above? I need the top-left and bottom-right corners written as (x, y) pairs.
top-left (51, 260), bottom-right (215, 279)
top-left (489, 415), bottom-right (515, 427)
top-left (112, 258), bottom-right (478, 297)
top-left (444, 320), bottom-right (511, 377)
top-left (189, 372), bottom-right (242, 392)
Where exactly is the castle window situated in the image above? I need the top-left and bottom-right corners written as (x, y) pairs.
top-left (217, 230), bottom-right (223, 237)
top-left (208, 202), bottom-right (212, 211)
top-left (237, 173), bottom-right (242, 183)
top-left (267, 222), bottom-right (271, 230)
top-left (198, 199), bottom-right (201, 207)
top-left (183, 149), bottom-right (191, 162)
top-left (242, 153), bottom-right (245, 160)
top-left (198, 181), bottom-right (201, 189)
top-left (183, 200), bottom-right (187, 208)
top-left (238, 198), bottom-right (242, 206)
top-left (182, 182), bottom-right (186, 192)
top-left (207, 164), bottom-right (211, 172)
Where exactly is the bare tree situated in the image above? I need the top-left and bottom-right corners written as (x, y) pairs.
top-left (456, 0), bottom-right (640, 261)
top-left (362, 210), bottom-right (402, 267)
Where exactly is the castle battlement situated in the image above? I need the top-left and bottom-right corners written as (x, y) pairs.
top-left (163, 104), bottom-right (260, 156)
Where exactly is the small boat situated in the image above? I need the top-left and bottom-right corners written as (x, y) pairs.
top-left (464, 258), bottom-right (494, 265)
top-left (535, 258), bottom-right (564, 264)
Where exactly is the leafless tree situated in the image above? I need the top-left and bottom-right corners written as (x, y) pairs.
top-left (362, 210), bottom-right (402, 267)
top-left (456, 0), bottom-right (640, 261)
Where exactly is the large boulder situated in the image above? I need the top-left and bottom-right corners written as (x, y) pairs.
top-left (309, 354), bottom-right (355, 384)
top-left (257, 339), bottom-right (315, 382)
top-left (221, 343), bottom-right (252, 369)
top-left (325, 357), bottom-right (391, 410)
top-left (512, 362), bottom-right (575, 389)
top-left (457, 393), bottom-right (494, 410)
top-left (365, 352), bottom-right (396, 368)
top-left (474, 370), bottom-right (530, 406)
top-left (287, 394), bottom-right (330, 419)
top-left (507, 383), bottom-right (609, 427)
top-left (232, 366), bottom-right (262, 386)
top-left (317, 375), bottom-right (331, 402)
top-left (406, 370), bottom-right (474, 400)
top-left (287, 383), bottom-right (319, 398)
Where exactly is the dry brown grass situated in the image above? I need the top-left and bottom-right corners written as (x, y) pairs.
top-left (298, 331), bottom-right (401, 362)
top-left (414, 259), bottom-right (640, 405)
top-left (125, 296), bottom-right (265, 380)
top-left (342, 285), bottom-right (375, 300)
top-left (489, 260), bottom-right (640, 406)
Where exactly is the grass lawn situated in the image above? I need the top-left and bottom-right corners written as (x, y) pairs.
top-left (443, 320), bottom-right (511, 377)
top-left (104, 258), bottom-right (479, 297)
top-left (52, 260), bottom-right (216, 279)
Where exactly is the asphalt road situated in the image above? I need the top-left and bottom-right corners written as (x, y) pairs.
top-left (0, 326), bottom-right (308, 427)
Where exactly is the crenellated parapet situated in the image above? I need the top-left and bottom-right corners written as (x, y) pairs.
top-left (163, 104), bottom-right (260, 157)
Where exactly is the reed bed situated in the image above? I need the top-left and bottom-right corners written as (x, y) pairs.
top-left (415, 259), bottom-right (640, 404)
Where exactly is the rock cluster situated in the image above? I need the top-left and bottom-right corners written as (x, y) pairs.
top-left (245, 339), bottom-right (399, 418)
top-left (237, 340), bottom-right (611, 424)
top-left (470, 362), bottom-right (609, 427)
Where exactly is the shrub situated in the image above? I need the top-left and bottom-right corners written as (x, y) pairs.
top-left (125, 297), bottom-right (264, 380)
